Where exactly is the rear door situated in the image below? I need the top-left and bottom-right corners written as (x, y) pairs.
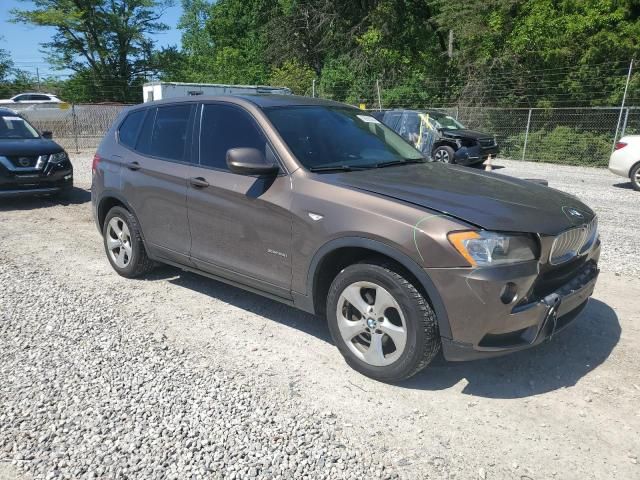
top-left (119, 103), bottom-right (196, 264)
top-left (186, 102), bottom-right (293, 295)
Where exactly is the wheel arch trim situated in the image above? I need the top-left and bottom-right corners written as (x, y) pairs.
top-left (96, 190), bottom-right (150, 249)
top-left (306, 236), bottom-right (452, 339)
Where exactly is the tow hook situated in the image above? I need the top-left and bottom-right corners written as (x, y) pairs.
top-left (542, 293), bottom-right (562, 340)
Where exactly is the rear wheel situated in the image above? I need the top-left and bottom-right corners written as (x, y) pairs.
top-left (630, 163), bottom-right (640, 191)
top-left (326, 260), bottom-right (440, 382)
top-left (103, 206), bottom-right (154, 278)
top-left (433, 145), bottom-right (455, 164)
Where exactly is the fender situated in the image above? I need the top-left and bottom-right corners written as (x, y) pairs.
top-left (433, 139), bottom-right (458, 151)
top-left (95, 189), bottom-right (134, 228)
top-left (305, 236), bottom-right (452, 339)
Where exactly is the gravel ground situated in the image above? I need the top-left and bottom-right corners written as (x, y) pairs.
top-left (0, 257), bottom-right (394, 480)
top-left (0, 152), bottom-right (638, 480)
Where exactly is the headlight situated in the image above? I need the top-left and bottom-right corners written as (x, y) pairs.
top-left (448, 230), bottom-right (537, 266)
top-left (48, 152), bottom-right (68, 163)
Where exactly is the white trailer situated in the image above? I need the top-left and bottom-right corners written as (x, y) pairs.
top-left (142, 82), bottom-right (291, 102)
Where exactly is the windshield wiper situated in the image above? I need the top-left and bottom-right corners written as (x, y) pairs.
top-left (366, 158), bottom-right (428, 169)
top-left (308, 165), bottom-right (371, 173)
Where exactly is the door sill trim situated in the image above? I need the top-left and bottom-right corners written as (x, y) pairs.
top-left (155, 257), bottom-right (295, 307)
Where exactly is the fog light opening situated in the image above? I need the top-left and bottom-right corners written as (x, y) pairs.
top-left (500, 282), bottom-right (518, 305)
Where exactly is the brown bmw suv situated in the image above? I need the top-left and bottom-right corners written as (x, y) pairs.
top-left (91, 95), bottom-right (600, 382)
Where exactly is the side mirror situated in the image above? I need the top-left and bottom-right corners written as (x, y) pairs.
top-left (42, 131), bottom-right (53, 139)
top-left (226, 148), bottom-right (279, 176)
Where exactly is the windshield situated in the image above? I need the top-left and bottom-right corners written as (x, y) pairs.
top-left (265, 106), bottom-right (425, 170)
top-left (0, 115), bottom-right (40, 139)
top-left (427, 112), bottom-right (465, 130)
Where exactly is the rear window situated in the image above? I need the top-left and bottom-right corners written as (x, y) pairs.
top-left (147, 105), bottom-right (193, 161)
top-left (118, 110), bottom-right (146, 149)
top-left (136, 104), bottom-right (194, 162)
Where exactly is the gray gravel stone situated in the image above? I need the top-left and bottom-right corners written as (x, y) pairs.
top-left (0, 258), bottom-right (397, 480)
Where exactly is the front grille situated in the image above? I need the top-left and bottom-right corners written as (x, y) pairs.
top-left (7, 155), bottom-right (40, 168)
top-left (479, 138), bottom-right (495, 148)
top-left (549, 217), bottom-right (598, 265)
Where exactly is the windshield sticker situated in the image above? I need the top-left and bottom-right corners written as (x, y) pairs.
top-left (356, 115), bottom-right (381, 124)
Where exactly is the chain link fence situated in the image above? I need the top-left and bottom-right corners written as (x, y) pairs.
top-left (445, 106), bottom-right (637, 167)
top-left (10, 103), bottom-right (128, 152)
top-left (8, 100), bottom-right (638, 166)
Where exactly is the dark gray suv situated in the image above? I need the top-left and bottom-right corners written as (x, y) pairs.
top-left (92, 95), bottom-right (600, 382)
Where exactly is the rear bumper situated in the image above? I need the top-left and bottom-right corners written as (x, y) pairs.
top-left (428, 242), bottom-right (600, 361)
top-left (608, 152), bottom-right (632, 178)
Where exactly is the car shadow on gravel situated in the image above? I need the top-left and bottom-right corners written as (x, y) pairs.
top-left (399, 299), bottom-right (620, 398)
top-left (0, 187), bottom-right (90, 211)
top-left (612, 181), bottom-right (634, 190)
top-left (146, 265), bottom-right (332, 342)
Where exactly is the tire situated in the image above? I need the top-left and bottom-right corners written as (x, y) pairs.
top-left (326, 260), bottom-right (440, 382)
top-left (432, 145), bottom-right (456, 163)
top-left (102, 206), bottom-right (154, 278)
top-left (630, 163), bottom-right (640, 192)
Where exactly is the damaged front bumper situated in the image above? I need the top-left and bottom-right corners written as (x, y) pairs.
top-left (454, 144), bottom-right (500, 165)
top-left (428, 241), bottom-right (600, 361)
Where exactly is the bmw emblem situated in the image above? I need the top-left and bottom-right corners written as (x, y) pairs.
top-left (567, 208), bottom-right (584, 219)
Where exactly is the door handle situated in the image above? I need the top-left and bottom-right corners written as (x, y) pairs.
top-left (189, 177), bottom-right (209, 188)
top-left (127, 161), bottom-right (141, 171)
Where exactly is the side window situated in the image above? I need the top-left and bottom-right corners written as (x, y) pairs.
top-left (144, 104), bottom-right (193, 161)
top-left (13, 95), bottom-right (29, 102)
top-left (398, 112), bottom-right (421, 145)
top-left (199, 104), bottom-right (267, 170)
top-left (118, 110), bottom-right (146, 149)
top-left (32, 94), bottom-right (52, 101)
top-left (383, 112), bottom-right (402, 130)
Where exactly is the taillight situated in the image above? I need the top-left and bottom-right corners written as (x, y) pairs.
top-left (92, 153), bottom-right (101, 173)
top-left (614, 142), bottom-right (628, 151)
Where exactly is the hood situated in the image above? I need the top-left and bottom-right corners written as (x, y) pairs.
top-left (0, 138), bottom-right (64, 156)
top-left (440, 129), bottom-right (493, 140)
top-left (326, 163), bottom-right (595, 235)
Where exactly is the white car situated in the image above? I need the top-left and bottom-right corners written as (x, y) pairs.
top-left (0, 93), bottom-right (63, 104)
top-left (609, 135), bottom-right (640, 191)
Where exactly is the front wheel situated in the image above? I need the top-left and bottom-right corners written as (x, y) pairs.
top-left (326, 260), bottom-right (440, 382)
top-left (432, 145), bottom-right (456, 163)
top-left (630, 164), bottom-right (640, 191)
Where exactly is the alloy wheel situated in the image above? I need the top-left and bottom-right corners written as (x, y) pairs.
top-left (106, 217), bottom-right (133, 268)
top-left (434, 149), bottom-right (450, 163)
top-left (336, 281), bottom-right (407, 367)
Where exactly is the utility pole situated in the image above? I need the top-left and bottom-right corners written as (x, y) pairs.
top-left (612, 59), bottom-right (633, 153)
top-left (312, 78), bottom-right (316, 98)
top-left (36, 67), bottom-right (41, 91)
top-left (376, 79), bottom-right (382, 111)
top-left (448, 30), bottom-right (454, 59)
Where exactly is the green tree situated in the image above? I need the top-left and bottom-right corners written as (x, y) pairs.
top-left (268, 60), bottom-right (315, 95)
top-left (11, 0), bottom-right (174, 102)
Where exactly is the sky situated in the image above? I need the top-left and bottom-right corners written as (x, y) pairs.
top-left (0, 0), bottom-right (183, 77)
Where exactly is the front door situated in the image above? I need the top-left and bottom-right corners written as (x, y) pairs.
top-left (187, 103), bottom-right (293, 296)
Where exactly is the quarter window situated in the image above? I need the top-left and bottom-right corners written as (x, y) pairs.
top-left (118, 110), bottom-right (146, 149)
top-left (199, 104), bottom-right (267, 170)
